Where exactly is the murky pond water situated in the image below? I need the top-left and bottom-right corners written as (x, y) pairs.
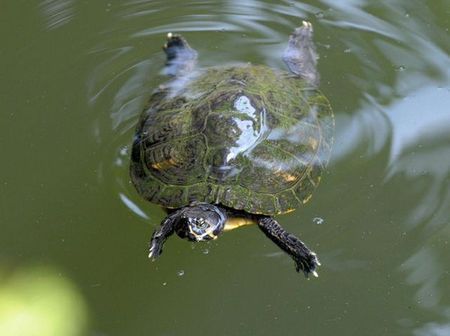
top-left (1, 1), bottom-right (450, 335)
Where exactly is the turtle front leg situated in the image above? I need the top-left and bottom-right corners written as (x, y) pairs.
top-left (163, 33), bottom-right (198, 77)
top-left (148, 210), bottom-right (181, 259)
top-left (257, 216), bottom-right (320, 277)
top-left (282, 21), bottom-right (319, 86)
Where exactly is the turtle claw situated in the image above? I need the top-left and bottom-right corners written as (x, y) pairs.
top-left (311, 251), bottom-right (321, 266)
top-left (148, 246), bottom-right (157, 259)
top-left (257, 217), bottom-right (321, 278)
top-left (148, 224), bottom-right (172, 260)
top-left (283, 19), bottom-right (319, 86)
top-left (148, 240), bottom-right (161, 260)
top-left (302, 20), bottom-right (312, 29)
top-left (294, 250), bottom-right (321, 278)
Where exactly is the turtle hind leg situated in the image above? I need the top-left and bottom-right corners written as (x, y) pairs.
top-left (163, 33), bottom-right (198, 77)
top-left (257, 216), bottom-right (320, 277)
top-left (282, 21), bottom-right (319, 86)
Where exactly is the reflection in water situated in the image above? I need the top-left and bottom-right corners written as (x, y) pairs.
top-left (387, 87), bottom-right (450, 163)
top-left (400, 247), bottom-right (442, 309)
top-left (39, 0), bottom-right (75, 30)
top-left (415, 323), bottom-right (450, 336)
top-left (386, 87), bottom-right (450, 230)
top-left (317, 0), bottom-right (450, 121)
top-left (88, 51), bottom-right (152, 133)
top-left (332, 105), bottom-right (390, 162)
top-left (391, 89), bottom-right (450, 333)
top-left (0, 265), bottom-right (88, 336)
top-left (405, 240), bottom-right (450, 335)
top-left (390, 140), bottom-right (450, 230)
top-left (109, 60), bottom-right (153, 131)
top-left (226, 95), bottom-right (265, 162)
top-left (119, 192), bottom-right (149, 220)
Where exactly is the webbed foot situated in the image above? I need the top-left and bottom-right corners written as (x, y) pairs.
top-left (163, 33), bottom-right (197, 77)
top-left (282, 20), bottom-right (319, 86)
top-left (148, 210), bottom-right (180, 260)
top-left (257, 216), bottom-right (320, 278)
top-left (148, 228), bottom-right (167, 260)
top-left (293, 248), bottom-right (321, 278)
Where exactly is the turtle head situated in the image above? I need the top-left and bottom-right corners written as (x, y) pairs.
top-left (175, 204), bottom-right (226, 242)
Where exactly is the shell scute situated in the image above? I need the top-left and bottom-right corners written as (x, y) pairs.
top-left (130, 65), bottom-right (334, 215)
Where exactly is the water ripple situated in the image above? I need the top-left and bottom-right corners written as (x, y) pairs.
top-left (85, 1), bottom-right (450, 273)
top-left (40, 0), bottom-right (75, 30)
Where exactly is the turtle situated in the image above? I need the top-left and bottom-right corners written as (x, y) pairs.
top-left (130, 21), bottom-right (334, 277)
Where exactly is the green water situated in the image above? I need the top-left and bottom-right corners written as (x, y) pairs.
top-left (1, 1), bottom-right (450, 335)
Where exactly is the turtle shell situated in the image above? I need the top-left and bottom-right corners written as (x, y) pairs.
top-left (130, 64), bottom-right (333, 215)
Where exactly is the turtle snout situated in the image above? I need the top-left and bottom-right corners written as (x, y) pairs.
top-left (186, 218), bottom-right (217, 241)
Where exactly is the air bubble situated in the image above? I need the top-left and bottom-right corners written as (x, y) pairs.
top-left (119, 146), bottom-right (128, 156)
top-left (312, 217), bottom-right (324, 225)
top-left (177, 270), bottom-right (185, 277)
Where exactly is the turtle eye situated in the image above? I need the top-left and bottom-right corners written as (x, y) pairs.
top-left (196, 218), bottom-right (207, 229)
